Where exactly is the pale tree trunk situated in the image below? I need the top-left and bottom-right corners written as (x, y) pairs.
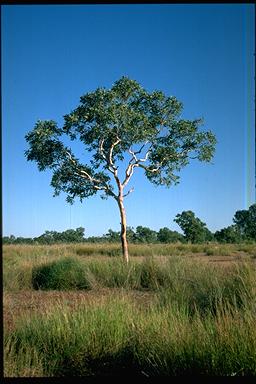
top-left (117, 191), bottom-right (129, 264)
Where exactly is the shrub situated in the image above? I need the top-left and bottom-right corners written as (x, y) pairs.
top-left (137, 258), bottom-right (169, 290)
top-left (32, 257), bottom-right (91, 290)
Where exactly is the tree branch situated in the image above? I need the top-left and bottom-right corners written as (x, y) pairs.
top-left (128, 142), bottom-right (148, 162)
top-left (99, 139), bottom-right (107, 161)
top-left (122, 163), bottom-right (140, 188)
top-left (99, 138), bottom-right (120, 176)
top-left (123, 187), bottom-right (134, 198)
top-left (138, 164), bottom-right (161, 173)
top-left (109, 138), bottom-right (121, 168)
top-left (123, 142), bottom-right (152, 187)
top-left (66, 150), bottom-right (118, 199)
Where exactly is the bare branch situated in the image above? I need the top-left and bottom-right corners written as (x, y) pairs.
top-left (99, 139), bottom-right (107, 161)
top-left (74, 171), bottom-right (118, 199)
top-left (123, 187), bottom-right (134, 198)
top-left (109, 137), bottom-right (121, 167)
top-left (66, 150), bottom-right (118, 199)
top-left (128, 142), bottom-right (149, 158)
top-left (66, 150), bottom-right (77, 165)
top-left (137, 150), bottom-right (151, 163)
top-left (138, 164), bottom-right (161, 173)
top-left (122, 163), bottom-right (140, 188)
top-left (98, 137), bottom-right (120, 176)
top-left (123, 143), bottom-right (154, 187)
top-left (128, 148), bottom-right (138, 162)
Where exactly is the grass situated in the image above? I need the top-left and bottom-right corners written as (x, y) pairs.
top-left (32, 257), bottom-right (91, 290)
top-left (4, 295), bottom-right (256, 376)
top-left (4, 242), bottom-right (254, 292)
top-left (3, 242), bottom-right (256, 376)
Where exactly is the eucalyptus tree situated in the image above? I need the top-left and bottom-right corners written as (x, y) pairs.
top-left (174, 210), bottom-right (213, 243)
top-left (25, 76), bottom-right (216, 263)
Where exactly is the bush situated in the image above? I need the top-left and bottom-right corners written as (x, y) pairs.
top-left (32, 257), bottom-right (91, 290)
top-left (138, 258), bottom-right (169, 290)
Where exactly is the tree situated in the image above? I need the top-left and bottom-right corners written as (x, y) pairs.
top-left (35, 227), bottom-right (85, 244)
top-left (157, 227), bottom-right (184, 243)
top-left (134, 226), bottom-right (158, 243)
top-left (25, 77), bottom-right (216, 262)
top-left (36, 230), bottom-right (59, 244)
top-left (126, 226), bottom-right (136, 243)
top-left (174, 210), bottom-right (213, 243)
top-left (214, 225), bottom-right (242, 243)
top-left (57, 227), bottom-right (85, 243)
top-left (103, 229), bottom-right (120, 243)
top-left (233, 204), bottom-right (256, 241)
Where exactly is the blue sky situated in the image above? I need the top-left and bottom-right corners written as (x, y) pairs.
top-left (2, 4), bottom-right (255, 238)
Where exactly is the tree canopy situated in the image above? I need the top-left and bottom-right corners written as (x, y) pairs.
top-left (25, 77), bottom-right (216, 203)
top-left (233, 204), bottom-right (256, 241)
top-left (25, 76), bottom-right (217, 261)
top-left (174, 210), bottom-right (213, 243)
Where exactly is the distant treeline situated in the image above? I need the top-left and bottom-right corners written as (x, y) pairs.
top-left (3, 204), bottom-right (256, 245)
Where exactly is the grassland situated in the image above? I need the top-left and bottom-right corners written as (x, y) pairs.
top-left (3, 242), bottom-right (256, 377)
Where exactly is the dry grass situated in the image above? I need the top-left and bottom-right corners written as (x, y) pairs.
top-left (4, 289), bottom-right (156, 333)
top-left (3, 242), bottom-right (256, 377)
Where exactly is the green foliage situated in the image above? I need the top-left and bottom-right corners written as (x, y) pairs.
top-left (233, 204), bottom-right (256, 241)
top-left (3, 228), bottom-right (86, 245)
top-left (214, 225), bottom-right (242, 243)
top-left (126, 226), bottom-right (136, 242)
top-left (157, 227), bottom-right (184, 243)
top-left (133, 226), bottom-right (158, 243)
top-left (35, 228), bottom-right (85, 244)
top-left (174, 210), bottom-right (213, 243)
top-left (32, 257), bottom-right (91, 290)
top-left (25, 76), bottom-right (216, 203)
top-left (2, 235), bottom-right (34, 245)
top-left (103, 229), bottom-right (120, 243)
top-left (4, 206), bottom-right (256, 246)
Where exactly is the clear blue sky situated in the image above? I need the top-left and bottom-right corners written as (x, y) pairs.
top-left (2, 4), bottom-right (255, 238)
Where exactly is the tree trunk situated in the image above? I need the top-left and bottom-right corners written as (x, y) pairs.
top-left (117, 196), bottom-right (129, 264)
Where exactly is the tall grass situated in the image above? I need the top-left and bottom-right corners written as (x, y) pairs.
top-left (3, 243), bottom-right (256, 376)
top-left (5, 241), bottom-right (255, 262)
top-left (4, 295), bottom-right (256, 376)
top-left (3, 242), bottom-right (256, 292)
top-left (30, 256), bottom-right (256, 316)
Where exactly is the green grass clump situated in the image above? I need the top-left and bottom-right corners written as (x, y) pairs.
top-left (32, 257), bottom-right (91, 290)
top-left (4, 296), bottom-right (256, 377)
top-left (157, 259), bottom-right (256, 316)
top-left (5, 299), bottom-right (136, 377)
top-left (86, 257), bottom-right (168, 290)
top-left (30, 257), bottom-right (172, 291)
top-left (29, 255), bottom-right (256, 320)
top-left (4, 339), bottom-right (44, 377)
